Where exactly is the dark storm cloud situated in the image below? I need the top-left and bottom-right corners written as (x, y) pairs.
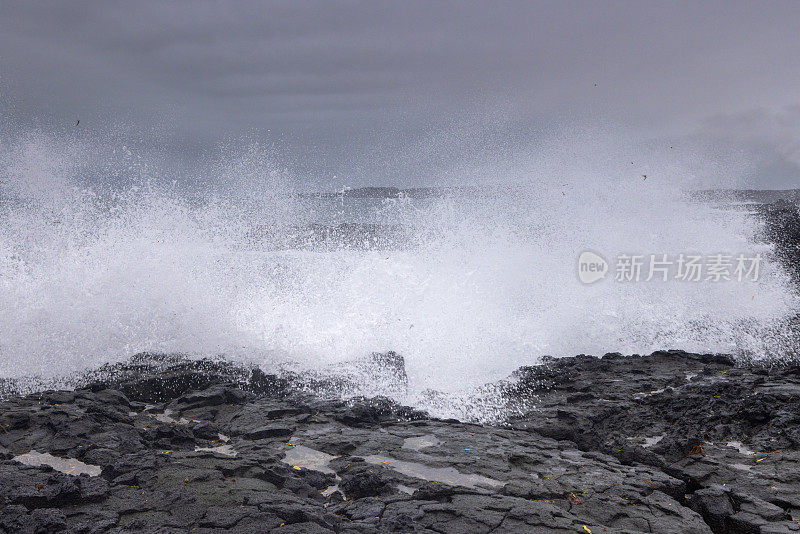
top-left (1, 1), bottom-right (799, 187)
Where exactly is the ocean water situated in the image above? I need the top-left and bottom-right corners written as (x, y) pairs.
top-left (1, 132), bottom-right (798, 417)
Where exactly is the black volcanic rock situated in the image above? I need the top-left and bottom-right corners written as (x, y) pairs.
top-left (243, 425), bottom-right (295, 440)
top-left (339, 465), bottom-right (394, 499)
top-left (761, 199), bottom-right (800, 285)
top-left (3, 351), bottom-right (800, 532)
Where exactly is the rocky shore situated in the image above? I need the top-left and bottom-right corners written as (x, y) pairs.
top-left (2, 350), bottom-right (800, 533)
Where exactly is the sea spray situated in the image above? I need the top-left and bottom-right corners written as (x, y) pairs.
top-left (0, 128), bottom-right (797, 420)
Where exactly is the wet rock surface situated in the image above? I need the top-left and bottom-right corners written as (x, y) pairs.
top-left (2, 351), bottom-right (800, 532)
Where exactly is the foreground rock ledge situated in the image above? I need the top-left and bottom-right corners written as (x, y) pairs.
top-left (2, 350), bottom-right (800, 533)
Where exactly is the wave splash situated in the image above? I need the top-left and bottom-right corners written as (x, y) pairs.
top-left (0, 130), bottom-right (797, 414)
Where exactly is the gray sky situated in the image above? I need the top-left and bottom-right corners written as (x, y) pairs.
top-left (1, 1), bottom-right (799, 188)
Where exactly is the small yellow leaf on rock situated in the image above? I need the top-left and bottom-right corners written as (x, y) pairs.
top-left (292, 466), bottom-right (302, 471)
top-left (583, 526), bottom-right (592, 533)
top-left (757, 458), bottom-right (766, 462)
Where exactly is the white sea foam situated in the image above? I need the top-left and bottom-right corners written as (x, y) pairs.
top-left (0, 129), bottom-right (797, 418)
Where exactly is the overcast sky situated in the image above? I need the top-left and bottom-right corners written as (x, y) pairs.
top-left (1, 1), bottom-right (799, 189)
